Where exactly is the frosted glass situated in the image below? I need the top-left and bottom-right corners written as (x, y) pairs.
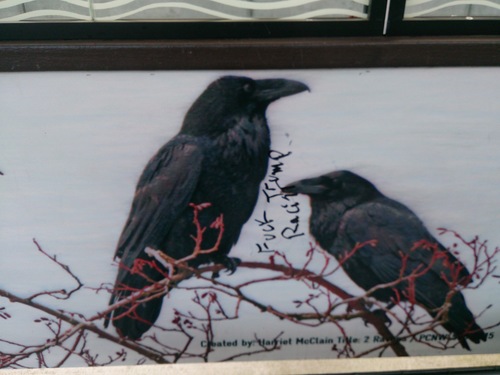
top-left (0, 0), bottom-right (369, 21)
top-left (405, 0), bottom-right (500, 19)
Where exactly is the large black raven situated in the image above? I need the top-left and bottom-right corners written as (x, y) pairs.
top-left (106, 76), bottom-right (308, 340)
top-left (282, 170), bottom-right (487, 350)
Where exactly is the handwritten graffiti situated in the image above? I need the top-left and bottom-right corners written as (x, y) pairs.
top-left (256, 149), bottom-right (304, 253)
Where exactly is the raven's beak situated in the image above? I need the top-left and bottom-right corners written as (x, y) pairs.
top-left (282, 176), bottom-right (328, 196)
top-left (254, 79), bottom-right (309, 103)
top-left (281, 182), bottom-right (299, 196)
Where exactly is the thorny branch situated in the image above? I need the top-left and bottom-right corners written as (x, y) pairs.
top-left (28, 239), bottom-right (83, 301)
top-left (0, 288), bottom-right (169, 367)
top-left (1, 209), bottom-right (498, 368)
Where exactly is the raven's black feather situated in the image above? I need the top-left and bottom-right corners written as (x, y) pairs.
top-left (283, 170), bottom-right (487, 350)
top-left (106, 76), bottom-right (308, 339)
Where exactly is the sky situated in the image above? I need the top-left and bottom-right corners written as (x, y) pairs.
top-left (0, 68), bottom-right (499, 366)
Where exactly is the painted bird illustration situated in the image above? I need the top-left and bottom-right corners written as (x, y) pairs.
top-left (106, 76), bottom-right (309, 339)
top-left (282, 170), bottom-right (487, 350)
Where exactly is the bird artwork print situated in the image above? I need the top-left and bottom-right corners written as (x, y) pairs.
top-left (282, 170), bottom-right (487, 350)
top-left (105, 76), bottom-right (309, 340)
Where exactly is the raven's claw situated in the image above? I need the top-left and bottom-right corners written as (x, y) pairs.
top-left (224, 256), bottom-right (241, 274)
top-left (212, 256), bottom-right (241, 278)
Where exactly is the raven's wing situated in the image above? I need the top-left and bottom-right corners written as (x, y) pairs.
top-left (105, 137), bottom-right (204, 336)
top-left (337, 199), bottom-right (470, 289)
top-left (337, 198), bottom-right (484, 349)
top-left (114, 136), bottom-right (204, 273)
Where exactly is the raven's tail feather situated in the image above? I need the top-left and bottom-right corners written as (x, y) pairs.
top-left (106, 268), bottom-right (167, 340)
top-left (112, 291), bottom-right (164, 340)
top-left (443, 320), bottom-right (487, 351)
top-left (443, 292), bottom-right (487, 351)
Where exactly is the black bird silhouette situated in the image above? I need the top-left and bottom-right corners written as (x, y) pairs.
top-left (282, 170), bottom-right (487, 350)
top-left (106, 76), bottom-right (309, 339)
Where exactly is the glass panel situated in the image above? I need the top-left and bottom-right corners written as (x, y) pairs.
top-left (405, 0), bottom-right (500, 19)
top-left (0, 0), bottom-right (370, 22)
top-left (0, 0), bottom-right (92, 21)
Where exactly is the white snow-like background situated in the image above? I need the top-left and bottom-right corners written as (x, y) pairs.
top-left (0, 68), bottom-right (499, 367)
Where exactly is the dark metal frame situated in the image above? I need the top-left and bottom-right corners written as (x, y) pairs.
top-left (1, 36), bottom-right (499, 71)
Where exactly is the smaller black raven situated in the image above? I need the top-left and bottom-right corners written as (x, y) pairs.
top-left (282, 170), bottom-right (487, 350)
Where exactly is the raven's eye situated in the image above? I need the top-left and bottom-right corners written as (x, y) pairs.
top-left (329, 178), bottom-right (343, 190)
top-left (318, 176), bottom-right (341, 190)
top-left (242, 82), bottom-right (255, 94)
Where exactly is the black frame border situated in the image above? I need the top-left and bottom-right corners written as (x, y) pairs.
top-left (0, 36), bottom-right (499, 71)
